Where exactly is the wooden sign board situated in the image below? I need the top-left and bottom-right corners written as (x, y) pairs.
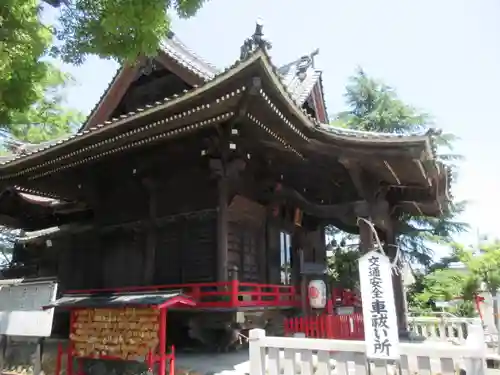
top-left (0, 279), bottom-right (58, 337)
top-left (300, 262), bottom-right (327, 275)
top-left (71, 307), bottom-right (160, 360)
top-left (359, 251), bottom-right (400, 360)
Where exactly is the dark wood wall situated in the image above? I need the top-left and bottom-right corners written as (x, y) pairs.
top-left (227, 196), bottom-right (266, 282)
top-left (13, 156), bottom-right (327, 291)
top-left (154, 212), bottom-right (217, 284)
top-left (25, 160), bottom-right (219, 291)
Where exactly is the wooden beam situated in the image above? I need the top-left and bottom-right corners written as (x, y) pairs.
top-left (155, 53), bottom-right (206, 87)
top-left (265, 183), bottom-right (416, 237)
top-left (338, 158), bottom-right (395, 232)
top-left (85, 64), bottom-right (140, 130)
top-left (339, 158), bottom-right (379, 201)
top-left (385, 222), bottom-right (409, 335)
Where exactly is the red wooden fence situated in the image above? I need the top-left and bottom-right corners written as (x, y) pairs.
top-left (284, 313), bottom-right (364, 340)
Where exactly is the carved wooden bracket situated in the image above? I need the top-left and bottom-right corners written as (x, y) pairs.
top-left (339, 158), bottom-right (381, 201)
top-left (267, 183), bottom-right (394, 233)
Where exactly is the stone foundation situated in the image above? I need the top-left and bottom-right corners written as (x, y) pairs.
top-left (2, 337), bottom-right (67, 375)
top-left (1, 338), bottom-right (151, 375)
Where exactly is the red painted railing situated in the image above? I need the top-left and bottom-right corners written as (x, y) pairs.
top-left (66, 281), bottom-right (298, 309)
top-left (284, 313), bottom-right (364, 340)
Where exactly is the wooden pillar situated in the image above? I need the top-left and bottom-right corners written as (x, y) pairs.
top-left (385, 226), bottom-right (408, 334)
top-left (211, 123), bottom-right (246, 282)
top-left (82, 177), bottom-right (104, 288)
top-left (217, 165), bottom-right (229, 282)
top-left (358, 217), bottom-right (373, 253)
top-left (143, 179), bottom-right (157, 285)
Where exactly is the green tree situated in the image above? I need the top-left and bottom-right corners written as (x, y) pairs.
top-left (0, 0), bottom-right (53, 125)
top-left (457, 241), bottom-right (500, 332)
top-left (407, 253), bottom-right (478, 317)
top-left (5, 64), bottom-right (84, 145)
top-left (329, 69), bottom-right (468, 266)
top-left (1, 0), bottom-right (208, 124)
top-left (326, 247), bottom-right (359, 291)
top-left (0, 61), bottom-right (83, 268)
top-left (0, 6), bottom-right (83, 265)
top-left (54, 0), bottom-right (207, 65)
top-left (412, 269), bottom-right (476, 317)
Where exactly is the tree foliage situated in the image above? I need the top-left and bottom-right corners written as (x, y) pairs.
top-left (327, 247), bottom-right (359, 291)
top-left (0, 59), bottom-right (83, 267)
top-left (0, 0), bottom-right (53, 125)
top-left (1, 0), bottom-right (208, 125)
top-left (5, 64), bottom-right (84, 145)
top-left (54, 0), bottom-right (207, 65)
top-left (407, 255), bottom-right (478, 317)
top-left (0, 0), bottom-right (86, 267)
top-left (329, 69), bottom-right (468, 266)
top-left (456, 240), bottom-right (500, 328)
top-left (457, 240), bottom-right (500, 295)
top-left (409, 240), bottom-right (500, 320)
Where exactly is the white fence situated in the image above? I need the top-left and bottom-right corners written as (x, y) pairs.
top-left (408, 316), bottom-right (479, 344)
top-left (249, 324), bottom-right (486, 375)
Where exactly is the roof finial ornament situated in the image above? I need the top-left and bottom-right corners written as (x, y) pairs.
top-left (310, 48), bottom-right (320, 68)
top-left (240, 18), bottom-right (272, 60)
top-left (296, 49), bottom-right (320, 79)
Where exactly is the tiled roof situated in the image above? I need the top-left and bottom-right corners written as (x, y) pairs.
top-left (160, 33), bottom-right (218, 80)
top-left (160, 34), bottom-right (322, 105)
top-left (317, 124), bottom-right (431, 140)
top-left (0, 138), bottom-right (67, 164)
top-left (4, 43), bottom-right (330, 162)
top-left (45, 290), bottom-right (195, 309)
top-left (0, 47), bottom-right (448, 217)
top-left (0, 50), bottom-right (439, 173)
top-left (77, 32), bottom-right (218, 134)
top-left (278, 60), bottom-right (322, 105)
top-left (2, 26), bottom-right (444, 170)
top-left (79, 34), bottom-right (319, 132)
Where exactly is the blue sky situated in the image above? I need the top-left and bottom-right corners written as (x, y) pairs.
top-left (48, 0), bottom-right (499, 249)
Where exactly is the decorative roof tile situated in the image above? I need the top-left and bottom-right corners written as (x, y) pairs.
top-left (278, 61), bottom-right (322, 105)
top-left (160, 32), bottom-right (218, 80)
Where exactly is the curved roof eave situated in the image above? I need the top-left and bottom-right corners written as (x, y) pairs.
top-left (253, 51), bottom-right (436, 158)
top-left (0, 50), bottom-right (438, 173)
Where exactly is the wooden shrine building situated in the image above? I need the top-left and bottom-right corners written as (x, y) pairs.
top-left (0, 22), bottom-right (448, 345)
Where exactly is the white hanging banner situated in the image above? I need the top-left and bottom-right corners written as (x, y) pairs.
top-left (359, 251), bottom-right (400, 360)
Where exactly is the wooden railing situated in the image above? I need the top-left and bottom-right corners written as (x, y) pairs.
top-left (249, 323), bottom-right (487, 375)
top-left (66, 281), bottom-right (298, 309)
top-left (284, 313), bottom-right (364, 340)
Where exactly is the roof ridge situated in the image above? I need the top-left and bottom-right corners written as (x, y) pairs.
top-left (317, 124), bottom-right (431, 138)
top-left (78, 31), bottom-right (320, 133)
top-left (165, 33), bottom-right (219, 74)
